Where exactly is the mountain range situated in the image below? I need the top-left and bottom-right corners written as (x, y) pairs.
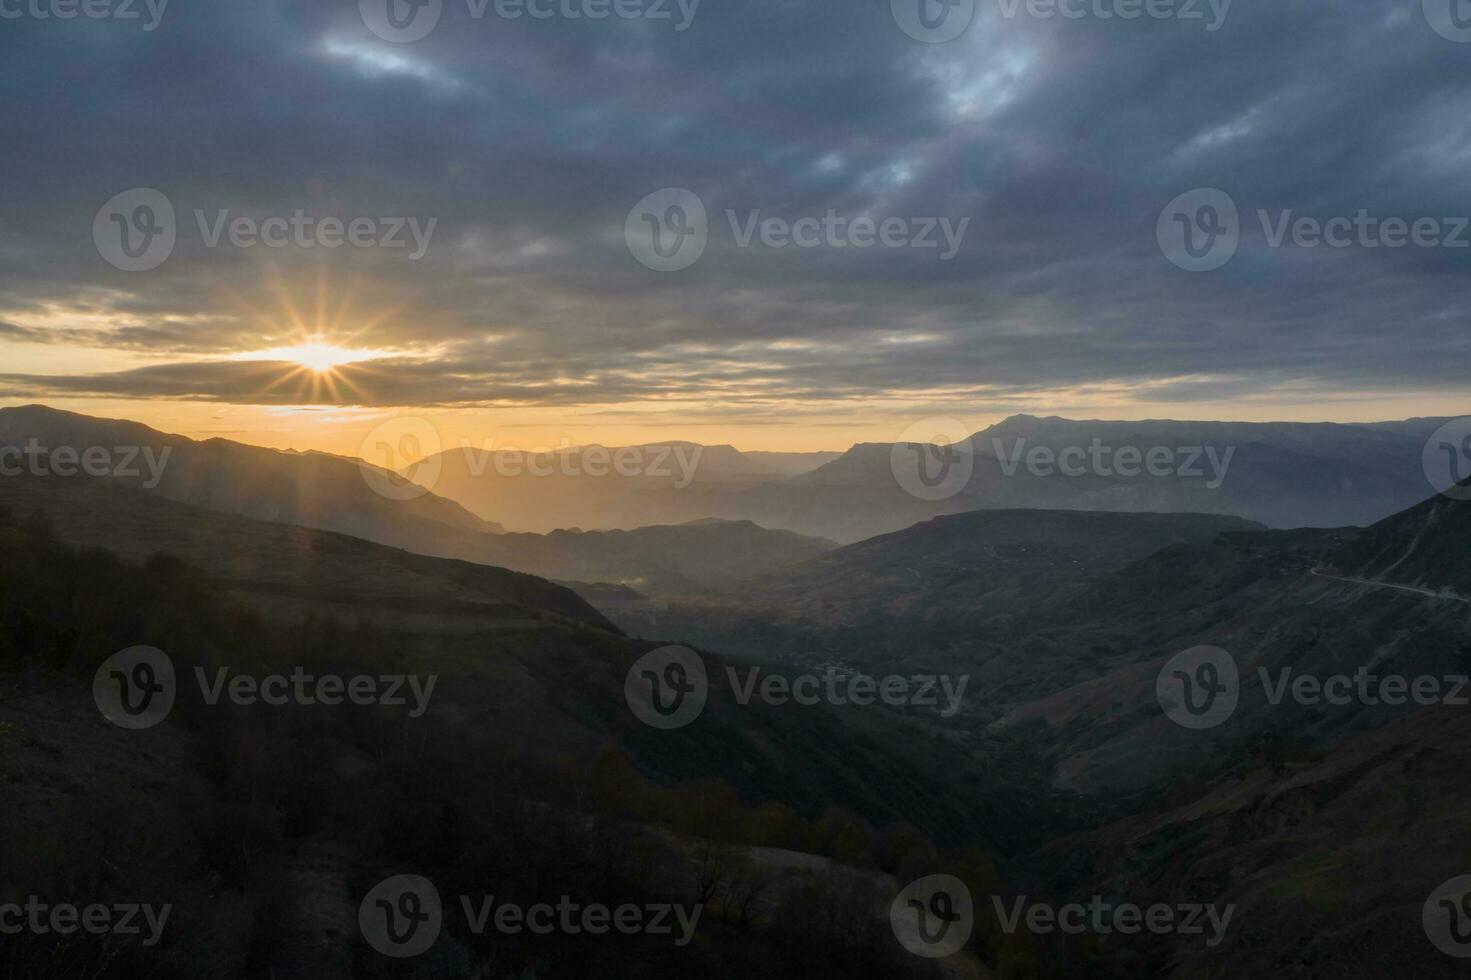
top-left (419, 413), bottom-right (1453, 543)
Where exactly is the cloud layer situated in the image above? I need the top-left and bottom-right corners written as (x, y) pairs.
top-left (0, 0), bottom-right (1467, 412)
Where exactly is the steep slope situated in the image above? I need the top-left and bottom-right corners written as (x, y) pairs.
top-left (0, 404), bottom-right (505, 553)
top-left (0, 467), bottom-right (615, 632)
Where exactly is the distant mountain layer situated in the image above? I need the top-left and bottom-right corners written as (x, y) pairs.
top-left (0, 406), bottom-right (831, 595)
top-left (419, 412), bottom-right (1458, 541)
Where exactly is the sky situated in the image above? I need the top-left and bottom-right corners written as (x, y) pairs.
top-left (0, 0), bottom-right (1467, 456)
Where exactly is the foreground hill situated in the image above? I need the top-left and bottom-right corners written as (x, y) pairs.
top-left (747, 509), bottom-right (1261, 625)
top-left (0, 467), bottom-right (615, 632)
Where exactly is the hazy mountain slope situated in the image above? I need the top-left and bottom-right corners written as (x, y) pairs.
top-left (419, 413), bottom-right (1451, 543)
top-left (422, 442), bottom-right (839, 534)
top-left (0, 467), bottom-right (615, 632)
top-left (963, 414), bottom-right (1441, 528)
top-left (0, 407), bottom-right (837, 593)
top-left (474, 519), bottom-right (837, 597)
top-left (0, 404), bottom-right (507, 551)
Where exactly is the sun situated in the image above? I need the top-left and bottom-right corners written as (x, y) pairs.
top-left (235, 339), bottom-right (388, 374)
top-left (275, 342), bottom-right (373, 373)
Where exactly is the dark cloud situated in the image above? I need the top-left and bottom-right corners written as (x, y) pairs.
top-left (0, 0), bottom-right (1466, 410)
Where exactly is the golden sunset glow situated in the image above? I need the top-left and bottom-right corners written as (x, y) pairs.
top-left (244, 342), bottom-right (387, 373)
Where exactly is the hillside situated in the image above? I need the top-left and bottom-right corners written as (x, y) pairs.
top-left (748, 509), bottom-right (1262, 625)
